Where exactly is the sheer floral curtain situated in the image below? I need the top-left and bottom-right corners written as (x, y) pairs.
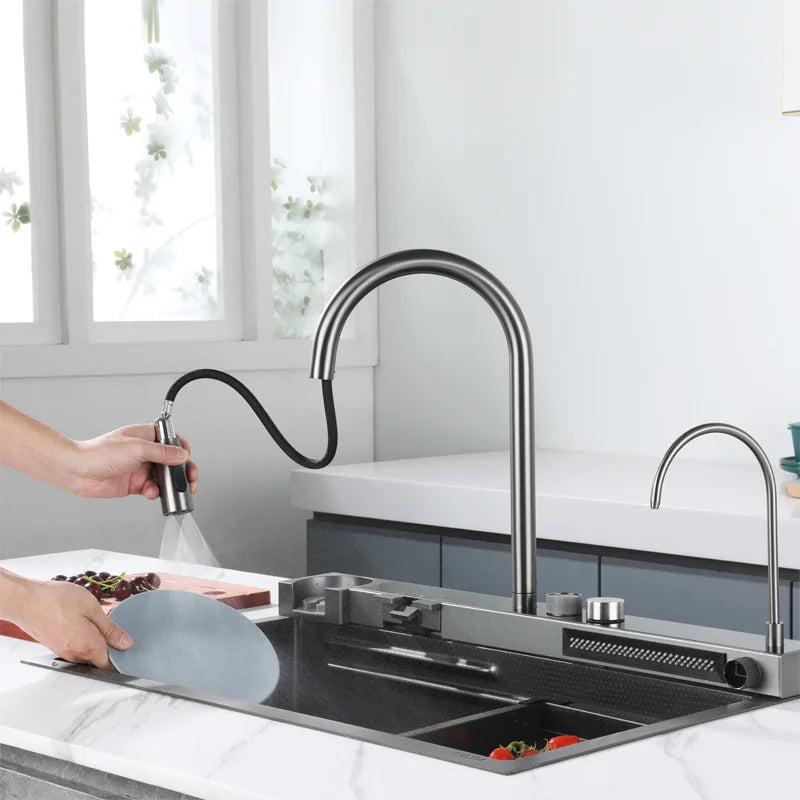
top-left (84, 0), bottom-right (220, 323)
top-left (0, 0), bottom-right (34, 324)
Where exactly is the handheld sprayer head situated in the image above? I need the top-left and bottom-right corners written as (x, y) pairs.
top-left (154, 408), bottom-right (194, 517)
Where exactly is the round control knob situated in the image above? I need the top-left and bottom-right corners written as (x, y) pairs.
top-left (586, 596), bottom-right (625, 624)
top-left (545, 592), bottom-right (583, 617)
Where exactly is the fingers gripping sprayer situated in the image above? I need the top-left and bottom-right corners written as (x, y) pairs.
top-left (155, 400), bottom-right (194, 517)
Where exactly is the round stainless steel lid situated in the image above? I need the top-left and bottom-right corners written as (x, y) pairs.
top-left (108, 590), bottom-right (279, 703)
top-left (545, 592), bottom-right (583, 617)
top-left (586, 596), bottom-right (625, 624)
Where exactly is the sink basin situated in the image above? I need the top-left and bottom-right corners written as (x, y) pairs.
top-left (28, 613), bottom-right (775, 773)
top-left (405, 700), bottom-right (640, 755)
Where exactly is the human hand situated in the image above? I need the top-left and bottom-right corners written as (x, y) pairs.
top-left (2, 573), bottom-right (132, 669)
top-left (66, 424), bottom-right (199, 500)
top-left (0, 403), bottom-right (199, 501)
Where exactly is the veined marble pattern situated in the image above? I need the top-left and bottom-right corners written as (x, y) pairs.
top-left (1, 550), bottom-right (799, 799)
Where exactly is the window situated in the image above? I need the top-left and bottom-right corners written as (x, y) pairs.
top-left (0, 0), bottom-right (33, 324)
top-left (0, 0), bottom-right (60, 346)
top-left (1, 0), bottom-right (376, 376)
top-left (85, 0), bottom-right (223, 325)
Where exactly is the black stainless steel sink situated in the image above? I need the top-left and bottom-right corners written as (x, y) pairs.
top-left (256, 616), bottom-right (773, 772)
top-left (28, 613), bottom-right (776, 773)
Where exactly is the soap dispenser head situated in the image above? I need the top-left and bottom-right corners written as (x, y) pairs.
top-left (154, 405), bottom-right (194, 517)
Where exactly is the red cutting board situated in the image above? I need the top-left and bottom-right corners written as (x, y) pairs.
top-left (0, 572), bottom-right (271, 643)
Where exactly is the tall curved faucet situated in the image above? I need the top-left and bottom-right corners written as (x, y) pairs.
top-left (650, 423), bottom-right (783, 654)
top-left (310, 249), bottom-right (537, 614)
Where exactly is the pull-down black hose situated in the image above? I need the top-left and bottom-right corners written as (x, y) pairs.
top-left (164, 369), bottom-right (338, 469)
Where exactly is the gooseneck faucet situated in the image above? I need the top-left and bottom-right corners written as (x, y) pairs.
top-left (310, 249), bottom-right (537, 614)
top-left (650, 423), bottom-right (784, 654)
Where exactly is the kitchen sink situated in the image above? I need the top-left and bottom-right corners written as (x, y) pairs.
top-left (27, 611), bottom-right (777, 773)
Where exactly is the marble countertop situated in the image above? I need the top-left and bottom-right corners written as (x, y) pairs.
top-left (291, 450), bottom-right (800, 569)
top-left (2, 549), bottom-right (800, 800)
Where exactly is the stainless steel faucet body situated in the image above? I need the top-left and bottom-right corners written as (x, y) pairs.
top-left (310, 249), bottom-right (537, 613)
top-left (650, 423), bottom-right (784, 654)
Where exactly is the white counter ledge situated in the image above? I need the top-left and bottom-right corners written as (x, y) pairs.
top-left (2, 549), bottom-right (800, 799)
top-left (291, 450), bottom-right (800, 569)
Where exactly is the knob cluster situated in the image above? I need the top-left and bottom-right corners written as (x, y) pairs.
top-left (545, 592), bottom-right (627, 623)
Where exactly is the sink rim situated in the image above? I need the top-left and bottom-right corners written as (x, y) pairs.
top-left (22, 631), bottom-right (779, 775)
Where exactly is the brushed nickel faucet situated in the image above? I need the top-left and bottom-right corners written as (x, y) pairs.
top-left (309, 249), bottom-right (537, 614)
top-left (650, 423), bottom-right (784, 654)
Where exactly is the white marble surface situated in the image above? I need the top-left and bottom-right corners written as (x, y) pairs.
top-left (291, 450), bottom-right (800, 569)
top-left (2, 549), bottom-right (800, 800)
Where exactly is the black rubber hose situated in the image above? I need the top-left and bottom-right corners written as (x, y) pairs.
top-left (164, 368), bottom-right (338, 469)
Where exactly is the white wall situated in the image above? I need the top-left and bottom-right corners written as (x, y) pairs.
top-left (0, 369), bottom-right (373, 576)
top-left (373, 0), bottom-right (800, 466)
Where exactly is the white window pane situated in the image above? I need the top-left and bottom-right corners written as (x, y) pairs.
top-left (0, 0), bottom-right (34, 323)
top-left (84, 0), bottom-right (220, 322)
top-left (268, 0), bottom-right (355, 340)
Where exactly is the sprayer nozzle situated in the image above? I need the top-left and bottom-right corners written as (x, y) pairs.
top-left (155, 413), bottom-right (194, 517)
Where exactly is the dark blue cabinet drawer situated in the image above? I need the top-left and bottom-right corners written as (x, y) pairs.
top-left (601, 556), bottom-right (793, 636)
top-left (307, 519), bottom-right (440, 586)
top-left (441, 537), bottom-right (599, 599)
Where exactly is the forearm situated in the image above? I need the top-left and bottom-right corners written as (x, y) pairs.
top-left (0, 568), bottom-right (32, 625)
top-left (0, 401), bottom-right (80, 493)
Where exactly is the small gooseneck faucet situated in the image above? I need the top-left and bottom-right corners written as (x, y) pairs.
top-left (310, 249), bottom-right (537, 614)
top-left (650, 423), bottom-right (783, 654)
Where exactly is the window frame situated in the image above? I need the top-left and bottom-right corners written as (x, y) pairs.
top-left (0, 0), bottom-right (62, 347)
top-left (1, 0), bottom-right (377, 378)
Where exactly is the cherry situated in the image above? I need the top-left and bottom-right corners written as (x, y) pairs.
top-left (51, 567), bottom-right (158, 600)
top-left (114, 580), bottom-right (132, 600)
top-left (145, 572), bottom-right (161, 589)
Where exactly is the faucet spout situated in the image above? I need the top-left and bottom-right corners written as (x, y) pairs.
top-left (310, 249), bottom-right (536, 613)
top-left (650, 423), bottom-right (783, 654)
